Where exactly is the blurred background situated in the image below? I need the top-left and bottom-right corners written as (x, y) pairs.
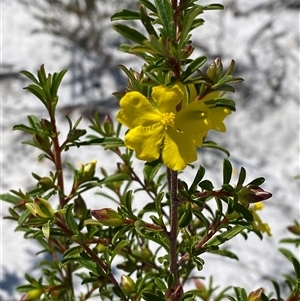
top-left (1, 0), bottom-right (299, 300)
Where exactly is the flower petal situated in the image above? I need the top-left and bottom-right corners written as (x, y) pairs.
top-left (209, 107), bottom-right (231, 132)
top-left (116, 91), bottom-right (161, 129)
top-left (152, 84), bottom-right (184, 113)
top-left (124, 124), bottom-right (164, 162)
top-left (175, 100), bottom-right (211, 135)
top-left (162, 128), bottom-right (197, 170)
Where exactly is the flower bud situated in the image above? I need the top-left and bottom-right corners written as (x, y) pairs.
top-left (67, 128), bottom-right (87, 142)
top-left (20, 288), bottom-right (43, 301)
top-left (91, 208), bottom-right (125, 227)
top-left (237, 185), bottom-right (272, 204)
top-left (33, 133), bottom-right (51, 151)
top-left (38, 177), bottom-right (54, 190)
top-left (141, 246), bottom-right (153, 262)
top-left (74, 195), bottom-right (88, 221)
top-left (248, 288), bottom-right (264, 301)
top-left (102, 114), bottom-right (114, 136)
top-left (206, 57), bottom-right (223, 82)
top-left (287, 224), bottom-right (300, 235)
top-left (181, 43), bottom-right (194, 59)
top-left (79, 160), bottom-right (97, 183)
top-left (120, 275), bottom-right (135, 295)
top-left (34, 197), bottom-right (55, 219)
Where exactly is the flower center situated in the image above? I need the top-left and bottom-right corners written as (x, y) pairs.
top-left (161, 112), bottom-right (175, 128)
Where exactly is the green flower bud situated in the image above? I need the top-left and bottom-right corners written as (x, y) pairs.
top-left (120, 275), bottom-right (135, 295)
top-left (33, 133), bottom-right (51, 151)
top-left (206, 57), bottom-right (223, 82)
top-left (34, 197), bottom-right (55, 219)
top-left (141, 246), bottom-right (153, 262)
top-left (79, 160), bottom-right (97, 183)
top-left (38, 177), bottom-right (54, 190)
top-left (20, 288), bottom-right (43, 301)
top-left (91, 208), bottom-right (125, 227)
top-left (237, 185), bottom-right (272, 203)
top-left (102, 114), bottom-right (114, 136)
top-left (74, 195), bottom-right (88, 221)
top-left (67, 128), bottom-right (87, 142)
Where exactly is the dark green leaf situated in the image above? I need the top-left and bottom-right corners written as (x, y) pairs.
top-left (179, 6), bottom-right (204, 49)
top-left (223, 158), bottom-right (232, 184)
top-left (140, 0), bottom-right (157, 13)
top-left (65, 204), bottom-right (79, 235)
top-left (236, 167), bottom-right (246, 188)
top-left (0, 193), bottom-right (20, 205)
top-left (111, 9), bottom-right (140, 21)
top-left (111, 240), bottom-right (130, 263)
top-left (155, 0), bottom-right (175, 40)
top-left (113, 24), bottom-right (147, 44)
top-left (202, 141), bottom-right (230, 156)
top-left (20, 70), bottom-right (40, 85)
top-left (143, 292), bottom-right (165, 301)
top-left (189, 166), bottom-right (205, 193)
top-left (143, 160), bottom-right (162, 182)
top-left (140, 5), bottom-right (158, 38)
top-left (206, 225), bottom-right (245, 247)
top-left (179, 203), bottom-right (193, 227)
top-left (233, 287), bottom-right (248, 301)
top-left (198, 180), bottom-right (214, 191)
top-left (186, 56), bottom-right (207, 76)
top-left (208, 248), bottom-right (239, 260)
top-left (235, 203), bottom-right (253, 222)
top-left (202, 4), bottom-right (224, 10)
top-left (247, 177), bottom-right (265, 186)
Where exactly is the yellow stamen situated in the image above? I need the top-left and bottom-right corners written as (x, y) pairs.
top-left (161, 112), bottom-right (175, 128)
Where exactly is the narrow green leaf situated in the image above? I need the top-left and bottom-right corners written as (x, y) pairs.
top-left (247, 177), bottom-right (265, 186)
top-left (26, 85), bottom-right (47, 105)
top-left (111, 9), bottom-right (140, 21)
top-left (0, 193), bottom-right (20, 205)
top-left (189, 166), bottom-right (206, 192)
top-left (186, 56), bottom-right (207, 76)
top-left (202, 141), bottom-right (230, 156)
top-left (179, 6), bottom-right (204, 49)
top-left (208, 248), bottom-right (239, 260)
top-left (140, 5), bottom-right (158, 38)
top-left (113, 24), bottom-right (147, 44)
top-left (203, 4), bottom-right (224, 10)
top-left (20, 70), bottom-right (40, 85)
top-left (233, 287), bottom-right (248, 301)
top-left (143, 160), bottom-right (162, 182)
top-left (223, 158), bottom-right (232, 184)
top-left (143, 292), bottom-right (165, 301)
top-left (65, 204), bottom-right (79, 235)
top-left (155, 0), bottom-right (175, 39)
top-left (236, 167), bottom-right (246, 188)
top-left (206, 225), bottom-right (245, 247)
top-left (111, 240), bottom-right (130, 263)
top-left (235, 203), bottom-right (253, 222)
top-left (139, 0), bottom-right (157, 13)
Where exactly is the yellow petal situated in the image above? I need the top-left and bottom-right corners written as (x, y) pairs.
top-left (209, 107), bottom-right (231, 132)
top-left (117, 91), bottom-right (161, 129)
top-left (200, 90), bottom-right (226, 102)
top-left (162, 128), bottom-right (197, 170)
top-left (124, 124), bottom-right (164, 162)
top-left (192, 131), bottom-right (208, 147)
top-left (152, 84), bottom-right (184, 113)
top-left (175, 100), bottom-right (211, 135)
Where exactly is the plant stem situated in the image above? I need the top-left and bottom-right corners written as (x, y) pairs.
top-left (50, 113), bottom-right (65, 208)
top-left (168, 168), bottom-right (180, 286)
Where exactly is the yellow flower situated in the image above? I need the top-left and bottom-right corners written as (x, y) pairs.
top-left (250, 203), bottom-right (272, 236)
top-left (116, 84), bottom-right (231, 170)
